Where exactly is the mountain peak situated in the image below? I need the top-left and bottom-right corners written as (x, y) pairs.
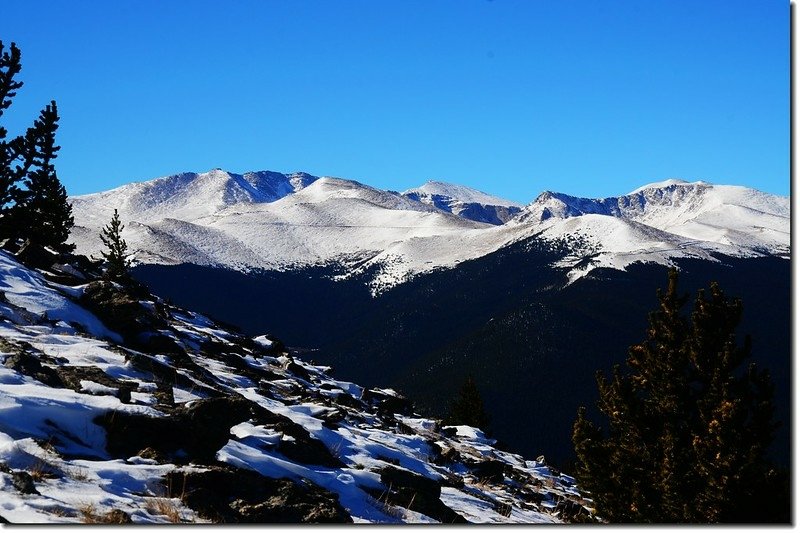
top-left (402, 181), bottom-right (523, 225)
top-left (627, 178), bottom-right (710, 195)
top-left (404, 180), bottom-right (523, 208)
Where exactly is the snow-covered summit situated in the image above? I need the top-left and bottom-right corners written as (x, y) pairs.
top-left (70, 169), bottom-right (318, 226)
top-left (627, 178), bottom-right (708, 195)
top-left (516, 180), bottom-right (789, 253)
top-left (404, 180), bottom-right (523, 208)
top-left (403, 181), bottom-right (523, 225)
top-left (69, 170), bottom-right (788, 290)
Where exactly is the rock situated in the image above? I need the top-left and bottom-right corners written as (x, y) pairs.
top-left (79, 281), bottom-right (168, 346)
top-left (140, 333), bottom-right (186, 357)
top-left (54, 365), bottom-right (119, 393)
top-left (432, 445), bottom-right (462, 466)
top-left (11, 471), bottom-right (38, 495)
top-left (250, 409), bottom-right (345, 469)
top-left (137, 447), bottom-right (168, 463)
top-left (361, 388), bottom-right (413, 416)
top-left (16, 242), bottom-right (59, 270)
top-left (332, 392), bottom-right (361, 409)
top-left (104, 510), bottom-right (133, 524)
top-left (4, 350), bottom-right (64, 388)
top-left (469, 459), bottom-right (510, 483)
top-left (441, 427), bottom-right (458, 438)
top-left (377, 466), bottom-right (466, 524)
top-left (555, 499), bottom-right (593, 523)
top-left (96, 397), bottom-right (256, 463)
top-left (97, 395), bottom-right (344, 468)
top-left (164, 467), bottom-right (352, 523)
top-left (284, 359), bottom-right (312, 382)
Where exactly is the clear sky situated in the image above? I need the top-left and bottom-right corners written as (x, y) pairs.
top-left (0, 0), bottom-right (789, 203)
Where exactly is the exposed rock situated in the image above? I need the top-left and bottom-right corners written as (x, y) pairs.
top-left (377, 466), bottom-right (466, 523)
top-left (16, 242), bottom-right (59, 271)
top-left (555, 499), bottom-right (594, 523)
top-left (284, 358), bottom-right (312, 382)
top-left (468, 459), bottom-right (510, 483)
top-left (104, 510), bottom-right (133, 524)
top-left (4, 350), bottom-right (64, 388)
top-left (54, 365), bottom-right (119, 393)
top-left (362, 388), bottom-right (414, 416)
top-left (79, 281), bottom-right (168, 345)
top-left (250, 407), bottom-right (344, 468)
top-left (164, 467), bottom-right (352, 523)
top-left (96, 397), bottom-right (256, 463)
top-left (11, 471), bottom-right (38, 495)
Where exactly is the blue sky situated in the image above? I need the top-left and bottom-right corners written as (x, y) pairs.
top-left (1, 0), bottom-right (789, 203)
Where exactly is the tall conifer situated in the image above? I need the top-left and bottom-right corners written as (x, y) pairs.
top-left (100, 209), bottom-right (130, 280)
top-left (13, 101), bottom-right (74, 252)
top-left (0, 41), bottom-right (24, 238)
top-left (445, 375), bottom-right (491, 431)
top-left (572, 269), bottom-right (783, 523)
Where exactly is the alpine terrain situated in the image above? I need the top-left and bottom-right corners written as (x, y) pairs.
top-left (69, 170), bottom-right (790, 469)
top-left (0, 245), bottom-right (592, 523)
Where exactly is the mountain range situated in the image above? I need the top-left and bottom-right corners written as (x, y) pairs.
top-left (69, 169), bottom-right (789, 292)
top-left (68, 170), bottom-right (790, 468)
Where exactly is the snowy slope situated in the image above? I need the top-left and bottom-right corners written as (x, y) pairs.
top-left (71, 174), bottom-right (510, 279)
top-left (70, 169), bottom-right (318, 227)
top-left (403, 180), bottom-right (523, 225)
top-left (69, 170), bottom-right (789, 290)
top-left (0, 249), bottom-right (592, 523)
top-left (516, 180), bottom-right (789, 254)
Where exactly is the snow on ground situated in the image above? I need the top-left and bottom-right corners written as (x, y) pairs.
top-left (0, 250), bottom-right (591, 523)
top-left (402, 180), bottom-right (524, 208)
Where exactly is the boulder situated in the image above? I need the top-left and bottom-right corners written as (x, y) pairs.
top-left (79, 281), bottom-right (169, 347)
top-left (96, 397), bottom-right (255, 463)
top-left (4, 350), bottom-right (64, 388)
top-left (11, 471), bottom-right (38, 495)
top-left (377, 466), bottom-right (466, 524)
top-left (468, 459), bottom-right (510, 483)
top-left (164, 467), bottom-right (352, 523)
top-left (361, 389), bottom-right (413, 416)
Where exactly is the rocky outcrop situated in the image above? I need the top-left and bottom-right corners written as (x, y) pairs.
top-left (164, 467), bottom-right (352, 523)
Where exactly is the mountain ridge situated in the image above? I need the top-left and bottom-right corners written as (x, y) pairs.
top-left (69, 169), bottom-right (789, 291)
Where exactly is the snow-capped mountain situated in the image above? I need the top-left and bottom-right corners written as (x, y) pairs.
top-left (69, 170), bottom-right (789, 291)
top-left (402, 181), bottom-right (523, 225)
top-left (0, 245), bottom-right (592, 523)
top-left (518, 179), bottom-right (788, 252)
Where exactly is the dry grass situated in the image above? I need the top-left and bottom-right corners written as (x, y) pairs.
top-left (44, 505), bottom-right (77, 518)
top-left (27, 456), bottom-right (59, 481)
top-left (64, 466), bottom-right (90, 482)
top-left (78, 504), bottom-right (131, 524)
top-left (145, 497), bottom-right (184, 523)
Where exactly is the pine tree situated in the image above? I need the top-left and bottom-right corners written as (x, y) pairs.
top-left (445, 375), bottom-right (491, 431)
top-left (13, 101), bottom-right (74, 252)
top-left (0, 41), bottom-right (24, 238)
top-left (572, 269), bottom-right (784, 523)
top-left (0, 41), bottom-right (74, 251)
top-left (100, 209), bottom-right (130, 280)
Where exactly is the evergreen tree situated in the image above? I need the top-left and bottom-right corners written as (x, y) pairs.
top-left (0, 41), bottom-right (24, 238)
top-left (445, 375), bottom-right (491, 431)
top-left (100, 209), bottom-right (130, 280)
top-left (13, 101), bottom-right (74, 252)
top-left (572, 269), bottom-right (784, 523)
top-left (0, 41), bottom-right (74, 251)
